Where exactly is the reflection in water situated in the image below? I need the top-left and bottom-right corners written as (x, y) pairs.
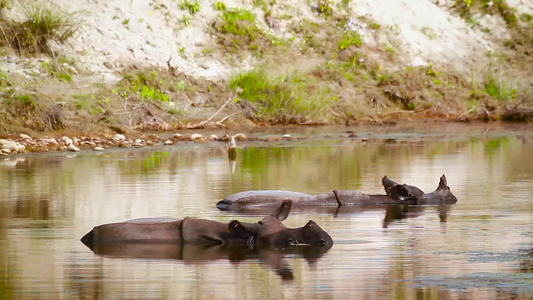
top-left (519, 248), bottom-right (533, 274)
top-left (231, 204), bottom-right (452, 229)
top-left (87, 243), bottom-right (330, 282)
top-left (14, 197), bottom-right (50, 220)
top-left (1, 123), bottom-right (533, 298)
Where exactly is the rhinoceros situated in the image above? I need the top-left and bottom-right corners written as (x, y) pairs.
top-left (216, 175), bottom-right (457, 211)
top-left (81, 200), bottom-right (333, 249)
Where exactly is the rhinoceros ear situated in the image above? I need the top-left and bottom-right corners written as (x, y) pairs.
top-left (385, 184), bottom-right (404, 201)
top-left (401, 185), bottom-right (419, 198)
top-left (382, 176), bottom-right (398, 191)
top-left (228, 220), bottom-right (253, 238)
top-left (228, 220), bottom-right (241, 231)
top-left (270, 200), bottom-right (292, 221)
top-left (438, 174), bottom-right (448, 190)
top-left (386, 184), bottom-right (423, 203)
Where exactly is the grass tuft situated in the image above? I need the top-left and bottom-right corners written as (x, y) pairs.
top-left (180, 0), bottom-right (201, 15)
top-left (0, 1), bottom-right (82, 54)
top-left (483, 69), bottom-right (517, 102)
top-left (219, 9), bottom-right (256, 36)
top-left (214, 1), bottom-right (226, 11)
top-left (0, 0), bottom-right (11, 12)
top-left (314, 0), bottom-right (333, 16)
top-left (213, 8), bottom-right (274, 53)
top-left (453, 0), bottom-right (517, 27)
top-left (338, 31), bottom-right (362, 49)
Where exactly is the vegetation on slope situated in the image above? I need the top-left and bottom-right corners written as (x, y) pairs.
top-left (0, 0), bottom-right (532, 137)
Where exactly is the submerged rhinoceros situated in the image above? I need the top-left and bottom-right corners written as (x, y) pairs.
top-left (216, 175), bottom-right (457, 211)
top-left (81, 200), bottom-right (333, 249)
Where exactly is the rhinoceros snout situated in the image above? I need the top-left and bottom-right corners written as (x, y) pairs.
top-left (80, 230), bottom-right (94, 249)
top-left (447, 195), bottom-right (458, 204)
top-left (216, 199), bottom-right (233, 211)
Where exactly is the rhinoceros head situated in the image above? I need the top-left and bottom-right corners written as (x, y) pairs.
top-left (229, 200), bottom-right (333, 248)
top-left (425, 174), bottom-right (458, 205)
top-left (382, 176), bottom-right (427, 205)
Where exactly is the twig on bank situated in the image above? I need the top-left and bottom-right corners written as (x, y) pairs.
top-left (218, 110), bottom-right (243, 123)
top-left (187, 97), bottom-right (238, 129)
top-left (380, 110), bottom-right (415, 116)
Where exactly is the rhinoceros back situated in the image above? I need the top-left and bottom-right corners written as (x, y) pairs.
top-left (225, 190), bottom-right (311, 201)
top-left (333, 190), bottom-right (372, 205)
top-left (88, 220), bottom-right (183, 246)
top-left (124, 217), bottom-right (182, 223)
top-left (302, 192), bottom-right (339, 206)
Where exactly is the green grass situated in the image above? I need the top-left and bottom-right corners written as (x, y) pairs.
top-left (0, 0), bottom-right (11, 11)
top-left (214, 1), bottom-right (226, 11)
top-left (213, 8), bottom-right (273, 52)
top-left (0, 72), bottom-right (11, 87)
top-left (174, 80), bottom-right (195, 92)
top-left (39, 60), bottom-right (75, 82)
top-left (72, 94), bottom-right (105, 114)
top-left (139, 85), bottom-right (170, 102)
top-left (73, 94), bottom-right (92, 109)
top-left (467, 16), bottom-right (481, 28)
top-left (338, 31), bottom-right (362, 49)
top-left (16, 94), bottom-right (34, 107)
top-left (57, 73), bottom-right (73, 82)
top-left (323, 53), bottom-right (368, 83)
top-left (421, 26), bottom-right (439, 40)
top-left (219, 9), bottom-right (256, 36)
top-left (453, 0), bottom-right (517, 27)
top-left (483, 70), bottom-right (517, 102)
top-left (121, 72), bottom-right (171, 102)
top-left (180, 15), bottom-right (193, 27)
top-left (180, 0), bottom-right (201, 15)
top-left (57, 55), bottom-right (76, 66)
top-left (315, 0), bottom-right (333, 16)
top-left (385, 44), bottom-right (395, 54)
top-left (229, 67), bottom-right (334, 124)
top-left (520, 13), bottom-right (533, 22)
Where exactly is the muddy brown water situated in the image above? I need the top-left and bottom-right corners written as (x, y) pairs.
top-left (1, 122), bottom-right (532, 299)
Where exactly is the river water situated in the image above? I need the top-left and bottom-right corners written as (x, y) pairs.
top-left (1, 122), bottom-right (532, 299)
